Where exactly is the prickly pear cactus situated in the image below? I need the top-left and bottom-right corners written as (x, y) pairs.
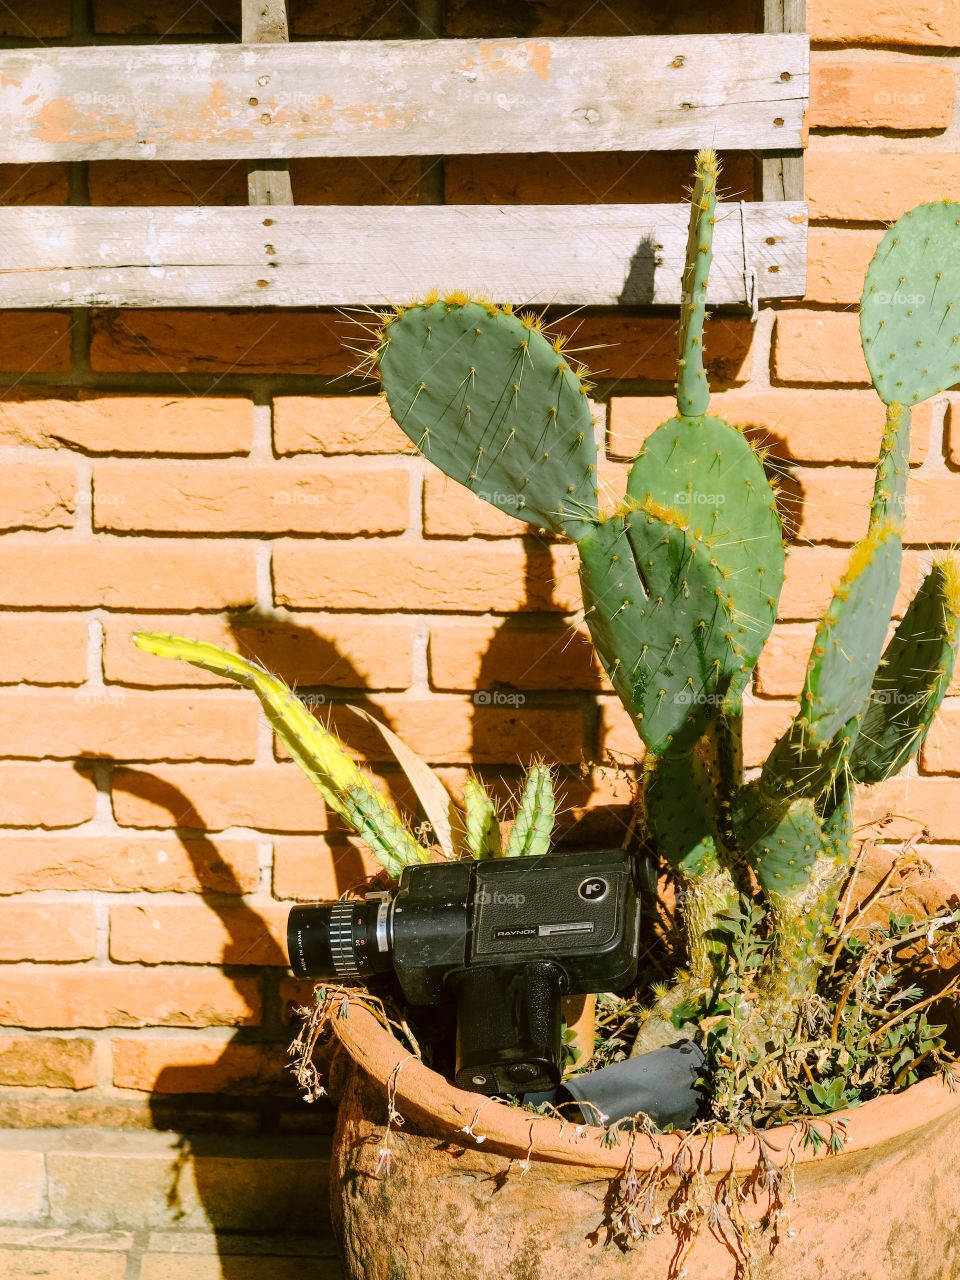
top-left (370, 161), bottom-right (960, 1057)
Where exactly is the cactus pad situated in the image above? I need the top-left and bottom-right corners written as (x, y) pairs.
top-left (643, 750), bottom-right (721, 875)
top-left (860, 200), bottom-right (960, 405)
top-left (626, 415), bottom-right (784, 673)
top-left (870, 401), bottom-right (911, 527)
top-left (792, 521), bottom-right (903, 751)
top-left (580, 504), bottom-right (737, 754)
top-left (377, 299), bottom-right (599, 540)
top-left (747, 798), bottom-right (821, 896)
top-left (850, 557), bottom-right (960, 784)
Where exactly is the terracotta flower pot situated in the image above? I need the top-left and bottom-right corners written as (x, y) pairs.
top-left (328, 852), bottom-right (960, 1280)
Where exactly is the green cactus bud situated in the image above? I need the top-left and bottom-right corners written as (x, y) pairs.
top-left (463, 774), bottom-right (502, 859)
top-left (677, 147), bottom-right (719, 418)
top-left (504, 764), bottom-right (554, 857)
top-left (860, 200), bottom-right (960, 406)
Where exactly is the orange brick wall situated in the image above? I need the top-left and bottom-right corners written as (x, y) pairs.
top-left (1, 0), bottom-right (959, 1128)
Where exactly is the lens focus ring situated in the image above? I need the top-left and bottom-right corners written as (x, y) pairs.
top-left (327, 901), bottom-right (363, 984)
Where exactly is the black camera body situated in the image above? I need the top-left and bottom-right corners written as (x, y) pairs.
top-left (287, 848), bottom-right (640, 1095)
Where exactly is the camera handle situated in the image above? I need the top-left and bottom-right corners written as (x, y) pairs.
top-left (450, 961), bottom-right (566, 1095)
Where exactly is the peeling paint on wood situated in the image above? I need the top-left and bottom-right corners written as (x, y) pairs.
top-left (0, 35), bottom-right (808, 162)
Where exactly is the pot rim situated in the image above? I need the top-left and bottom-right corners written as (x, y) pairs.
top-left (331, 847), bottom-right (960, 1175)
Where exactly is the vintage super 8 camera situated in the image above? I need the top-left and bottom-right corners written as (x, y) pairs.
top-left (286, 848), bottom-right (640, 1095)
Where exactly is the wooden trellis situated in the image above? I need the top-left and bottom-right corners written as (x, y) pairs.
top-left (0, 0), bottom-right (808, 309)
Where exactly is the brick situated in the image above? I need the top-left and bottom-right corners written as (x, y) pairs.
top-left (797, 469), bottom-right (960, 545)
top-left (89, 161), bottom-right (246, 206)
top-left (777, 547), bottom-right (922, 620)
top-left (0, 690), bottom-right (258, 762)
top-left (774, 312), bottom-right (869, 386)
top-left (273, 539), bottom-right (581, 612)
top-left (608, 389), bottom-right (929, 464)
top-left (102, 613), bottom-right (415, 691)
top-left (0, 462), bottom-right (77, 531)
top-left (756, 624), bottom-right (819, 697)
top-left (94, 461), bottom-right (410, 535)
top-left (0, 764), bottom-right (96, 828)
top-left (113, 1038), bottom-right (290, 1093)
top-left (944, 398), bottom-right (960, 466)
top-left (0, 1), bottom-right (69, 36)
top-left (95, 0), bottom-right (416, 36)
top-left (112, 763), bottom-right (352, 832)
top-left (275, 696), bottom-right (584, 765)
top-left (272, 835), bottom-right (381, 901)
top-left (429, 620), bottom-right (602, 691)
top-left (0, 903), bottom-right (96, 961)
top-left (0, 391), bottom-right (253, 454)
top-left (805, 230), bottom-right (883, 306)
top-left (273, 395), bottom-right (414, 455)
top-left (46, 1134), bottom-right (328, 1234)
top-left (854, 776), bottom-right (960, 840)
top-left (562, 315), bottom-right (753, 384)
top-left (809, 59), bottom-right (955, 130)
top-left (0, 539), bottom-right (256, 609)
top-left (0, 836), bottom-right (260, 894)
top-left (423, 472), bottom-right (528, 537)
top-left (0, 613), bottom-right (88, 685)
top-left (920, 707), bottom-right (960, 774)
top-left (90, 311), bottom-right (351, 375)
top-left (0, 1253), bottom-right (125, 1280)
top-left (807, 152), bottom-right (960, 223)
top-left (0, 163), bottom-right (70, 204)
top-left (0, 1151), bottom-right (45, 1221)
top-left (0, 313), bottom-right (71, 372)
top-left (742, 699), bottom-right (799, 768)
top-left (0, 1036), bottom-right (96, 1088)
top-left (445, 150), bottom-right (755, 209)
top-left (598, 701), bottom-right (646, 762)
top-left (290, 155), bottom-right (421, 203)
top-left (0, 967), bottom-right (260, 1029)
top-left (113, 761), bottom-right (468, 835)
top-left (807, 0), bottom-right (960, 46)
top-left (110, 903), bottom-right (289, 966)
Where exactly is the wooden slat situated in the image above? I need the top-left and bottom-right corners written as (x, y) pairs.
top-left (0, 202), bottom-right (807, 308)
top-left (0, 34), bottom-right (808, 163)
top-left (759, 0), bottom-right (806, 204)
top-left (242, 0), bottom-right (294, 206)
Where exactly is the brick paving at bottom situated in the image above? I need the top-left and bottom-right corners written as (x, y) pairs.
top-left (0, 1227), bottom-right (343, 1279)
top-left (0, 1131), bottom-right (342, 1279)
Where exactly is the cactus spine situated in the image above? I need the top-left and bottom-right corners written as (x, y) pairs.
top-left (371, 162), bottom-right (960, 1055)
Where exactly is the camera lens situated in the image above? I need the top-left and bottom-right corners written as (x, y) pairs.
top-left (287, 900), bottom-right (394, 983)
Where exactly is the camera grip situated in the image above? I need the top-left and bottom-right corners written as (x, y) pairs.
top-left (452, 961), bottom-right (565, 1095)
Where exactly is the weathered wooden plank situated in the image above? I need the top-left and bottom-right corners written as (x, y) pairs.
top-left (759, 0), bottom-right (806, 204)
top-left (0, 35), bottom-right (808, 163)
top-left (242, 0), bottom-right (294, 206)
top-left (0, 203), bottom-right (807, 307)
